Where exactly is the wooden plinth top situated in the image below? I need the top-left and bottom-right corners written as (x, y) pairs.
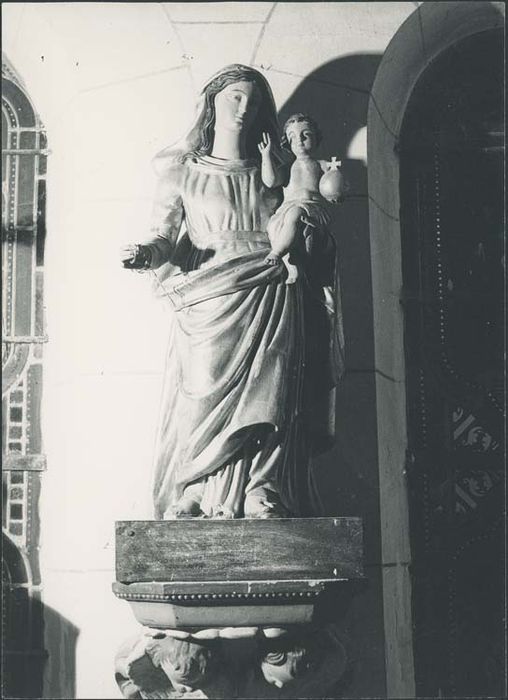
top-left (115, 517), bottom-right (364, 585)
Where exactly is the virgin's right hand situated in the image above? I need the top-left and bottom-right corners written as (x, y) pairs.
top-left (120, 243), bottom-right (151, 269)
top-left (120, 243), bottom-right (138, 264)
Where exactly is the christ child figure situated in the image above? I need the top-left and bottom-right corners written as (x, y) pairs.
top-left (258, 113), bottom-right (344, 283)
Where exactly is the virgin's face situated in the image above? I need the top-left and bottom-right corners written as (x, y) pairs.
top-left (213, 80), bottom-right (261, 133)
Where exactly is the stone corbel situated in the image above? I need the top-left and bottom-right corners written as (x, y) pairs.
top-left (113, 517), bottom-right (363, 698)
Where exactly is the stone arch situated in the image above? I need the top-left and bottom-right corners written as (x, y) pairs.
top-left (366, 2), bottom-right (505, 697)
top-left (2, 55), bottom-right (49, 698)
top-left (2, 59), bottom-right (47, 391)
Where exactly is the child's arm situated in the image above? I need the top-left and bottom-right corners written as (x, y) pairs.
top-left (258, 132), bottom-right (285, 187)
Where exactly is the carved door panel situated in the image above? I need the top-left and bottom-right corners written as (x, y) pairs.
top-left (400, 31), bottom-right (505, 697)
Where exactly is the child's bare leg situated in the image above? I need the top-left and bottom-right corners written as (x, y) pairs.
top-left (265, 206), bottom-right (303, 266)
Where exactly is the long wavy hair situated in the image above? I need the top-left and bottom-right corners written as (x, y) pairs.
top-left (185, 64), bottom-right (283, 163)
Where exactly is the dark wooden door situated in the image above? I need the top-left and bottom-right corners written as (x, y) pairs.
top-left (400, 30), bottom-right (505, 698)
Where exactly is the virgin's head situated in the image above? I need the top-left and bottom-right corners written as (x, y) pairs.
top-left (187, 64), bottom-right (281, 161)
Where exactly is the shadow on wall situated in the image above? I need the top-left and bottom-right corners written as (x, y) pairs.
top-left (2, 531), bottom-right (79, 698)
top-left (42, 602), bottom-right (80, 699)
top-left (278, 54), bottom-right (383, 522)
top-left (278, 55), bottom-right (387, 700)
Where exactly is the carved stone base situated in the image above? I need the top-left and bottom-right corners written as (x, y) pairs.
top-left (113, 518), bottom-right (362, 698)
top-left (115, 623), bottom-right (347, 699)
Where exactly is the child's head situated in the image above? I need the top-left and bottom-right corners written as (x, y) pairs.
top-left (281, 113), bottom-right (322, 156)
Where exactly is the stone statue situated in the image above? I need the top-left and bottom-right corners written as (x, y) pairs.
top-left (260, 113), bottom-right (345, 283)
top-left (120, 65), bottom-right (344, 520)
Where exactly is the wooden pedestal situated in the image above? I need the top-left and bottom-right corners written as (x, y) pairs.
top-left (113, 517), bottom-right (363, 629)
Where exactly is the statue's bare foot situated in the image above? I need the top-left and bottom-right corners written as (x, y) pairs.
top-left (170, 496), bottom-right (203, 518)
top-left (277, 253), bottom-right (298, 285)
top-left (284, 262), bottom-right (299, 285)
top-left (211, 504), bottom-right (235, 519)
top-left (244, 493), bottom-right (289, 519)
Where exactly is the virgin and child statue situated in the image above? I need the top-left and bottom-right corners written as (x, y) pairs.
top-left (121, 65), bottom-right (345, 520)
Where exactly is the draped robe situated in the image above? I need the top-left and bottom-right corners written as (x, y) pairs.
top-left (143, 154), bottom-right (343, 519)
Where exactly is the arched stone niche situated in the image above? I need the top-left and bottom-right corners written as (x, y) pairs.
top-left (367, 2), bottom-right (505, 698)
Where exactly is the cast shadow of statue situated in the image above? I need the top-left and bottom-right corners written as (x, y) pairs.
top-left (2, 530), bottom-right (79, 698)
top-left (278, 54), bottom-right (382, 529)
top-left (40, 602), bottom-right (80, 699)
top-left (278, 54), bottom-right (384, 697)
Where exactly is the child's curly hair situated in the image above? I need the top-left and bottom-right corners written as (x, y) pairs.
top-left (280, 113), bottom-right (322, 150)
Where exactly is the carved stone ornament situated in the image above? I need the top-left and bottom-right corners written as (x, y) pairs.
top-left (115, 624), bottom-right (347, 699)
top-left (113, 518), bottom-right (362, 697)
